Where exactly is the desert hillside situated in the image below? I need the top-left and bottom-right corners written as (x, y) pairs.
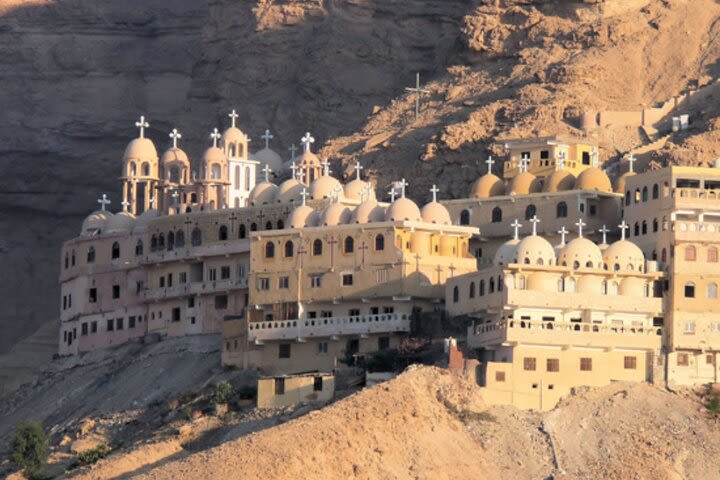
top-left (4, 0), bottom-right (720, 355)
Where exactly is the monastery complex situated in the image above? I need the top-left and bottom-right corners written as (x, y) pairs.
top-left (58, 115), bottom-right (720, 410)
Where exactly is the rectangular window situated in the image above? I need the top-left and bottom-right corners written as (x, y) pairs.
top-left (237, 264), bottom-right (246, 279)
top-left (81, 323), bottom-right (88, 336)
top-left (279, 276), bottom-right (289, 289)
top-left (378, 336), bottom-right (390, 351)
top-left (279, 343), bottom-right (291, 359)
top-left (179, 272), bottom-right (187, 284)
top-left (580, 357), bottom-right (593, 371)
top-left (107, 319), bottom-right (114, 332)
top-left (215, 295), bottom-right (228, 310)
top-left (342, 273), bottom-right (353, 286)
top-left (129, 316), bottom-right (136, 328)
top-left (187, 297), bottom-right (195, 308)
top-left (136, 281), bottom-right (144, 294)
top-left (172, 307), bottom-right (181, 322)
top-left (546, 358), bottom-right (560, 372)
top-left (376, 268), bottom-right (388, 283)
top-left (62, 295), bottom-right (67, 310)
top-left (91, 321), bottom-right (97, 333)
top-left (495, 371), bottom-right (506, 382)
top-left (677, 353), bottom-right (689, 366)
top-left (317, 342), bottom-right (328, 355)
top-left (313, 376), bottom-right (323, 392)
top-left (310, 274), bottom-right (322, 288)
top-left (685, 284), bottom-right (695, 298)
top-left (274, 377), bottom-right (285, 395)
top-left (167, 274), bottom-right (173, 287)
top-left (540, 150), bottom-right (549, 159)
top-left (221, 266), bottom-right (231, 280)
top-left (89, 288), bottom-right (97, 303)
top-left (523, 357), bottom-right (536, 371)
top-left (349, 308), bottom-right (360, 317)
top-left (112, 285), bottom-right (120, 299)
top-left (208, 268), bottom-right (217, 281)
top-left (624, 356), bottom-right (637, 370)
top-left (582, 151), bottom-right (590, 165)
top-left (159, 277), bottom-right (165, 288)
top-left (116, 318), bottom-right (124, 330)
top-left (684, 321), bottom-right (696, 334)
top-left (258, 277), bottom-right (270, 290)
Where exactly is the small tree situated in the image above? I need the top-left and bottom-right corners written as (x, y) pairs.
top-left (213, 380), bottom-right (235, 404)
top-left (11, 420), bottom-right (48, 477)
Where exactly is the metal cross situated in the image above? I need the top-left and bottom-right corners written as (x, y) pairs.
top-left (261, 129), bottom-right (274, 149)
top-left (520, 153), bottom-right (530, 173)
top-left (210, 128), bottom-right (221, 148)
top-left (557, 226), bottom-right (569, 245)
top-left (300, 187), bottom-right (309, 205)
top-left (388, 187), bottom-right (397, 203)
top-left (228, 109), bottom-right (239, 128)
top-left (121, 199), bottom-right (130, 212)
top-left (430, 184), bottom-right (439, 203)
top-left (405, 72), bottom-right (429, 120)
top-left (359, 241), bottom-right (369, 266)
top-left (135, 115), bottom-right (149, 138)
top-left (169, 128), bottom-right (182, 149)
top-left (627, 153), bottom-right (636, 173)
top-left (599, 224), bottom-right (610, 244)
top-left (289, 144), bottom-right (298, 161)
top-left (511, 219), bottom-right (522, 240)
top-left (97, 194), bottom-right (111, 211)
top-left (557, 151), bottom-right (566, 171)
top-left (485, 156), bottom-right (495, 174)
top-left (399, 178), bottom-right (408, 197)
top-left (262, 164), bottom-right (272, 183)
top-left (321, 159), bottom-right (331, 176)
top-left (301, 132), bottom-right (315, 153)
top-left (529, 215), bottom-right (540, 236)
top-left (290, 161), bottom-right (298, 179)
top-left (354, 160), bottom-right (363, 180)
top-left (618, 219), bottom-right (629, 241)
top-left (575, 218), bottom-right (587, 237)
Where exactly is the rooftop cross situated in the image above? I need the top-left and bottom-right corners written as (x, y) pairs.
top-left (296, 169), bottom-right (305, 183)
top-left (590, 148), bottom-right (599, 168)
top-left (331, 184), bottom-right (343, 204)
top-left (228, 109), bottom-right (239, 128)
top-left (511, 219), bottom-right (522, 240)
top-left (261, 129), bottom-right (274, 149)
top-left (557, 226), bottom-right (569, 245)
top-left (618, 219), bottom-right (629, 241)
top-left (97, 194), bottom-right (111, 211)
top-left (599, 224), bottom-right (610, 244)
top-left (405, 72), bottom-right (429, 120)
top-left (210, 128), bottom-right (221, 148)
top-left (169, 128), bottom-right (182, 149)
top-left (575, 218), bottom-right (587, 237)
top-left (300, 187), bottom-right (309, 206)
top-left (321, 159), bottom-right (331, 176)
top-left (485, 156), bottom-right (494, 174)
top-left (430, 184), bottom-right (439, 203)
top-left (399, 178), bottom-right (408, 198)
top-left (121, 199), bottom-right (130, 212)
top-left (135, 115), bottom-right (149, 139)
top-left (388, 187), bottom-right (397, 203)
top-left (557, 150), bottom-right (566, 171)
top-left (262, 164), bottom-right (272, 182)
top-left (360, 184), bottom-right (372, 202)
top-left (301, 132), bottom-right (315, 153)
top-left (290, 161), bottom-right (298, 179)
top-left (529, 215), bottom-right (540, 236)
top-left (354, 160), bottom-right (363, 180)
top-left (289, 144), bottom-right (298, 161)
top-left (520, 153), bottom-right (530, 173)
top-left (627, 153), bottom-right (636, 173)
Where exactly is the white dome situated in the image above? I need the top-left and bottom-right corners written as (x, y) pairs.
top-left (105, 211), bottom-right (136, 234)
top-left (287, 205), bottom-right (319, 229)
top-left (248, 181), bottom-right (279, 205)
top-left (494, 238), bottom-right (520, 266)
top-left (123, 137), bottom-right (158, 163)
top-left (344, 179), bottom-right (375, 201)
top-left (386, 197), bottom-right (422, 222)
top-left (310, 175), bottom-right (344, 200)
top-left (81, 210), bottom-right (112, 236)
top-left (252, 148), bottom-right (284, 174)
top-left (603, 240), bottom-right (645, 272)
top-left (420, 202), bottom-right (452, 225)
top-left (319, 203), bottom-right (351, 226)
top-left (515, 235), bottom-right (556, 266)
top-left (276, 178), bottom-right (304, 203)
top-left (558, 237), bottom-right (603, 269)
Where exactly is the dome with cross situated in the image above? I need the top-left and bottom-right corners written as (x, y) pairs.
top-left (494, 238), bottom-right (520, 266)
top-left (277, 177), bottom-right (304, 203)
top-left (558, 238), bottom-right (603, 269)
top-left (603, 240), bottom-right (645, 272)
top-left (287, 204), bottom-right (319, 229)
top-left (249, 181), bottom-right (279, 206)
top-left (420, 201), bottom-right (452, 225)
top-left (515, 235), bottom-right (556, 266)
top-left (345, 179), bottom-right (375, 202)
top-left (81, 210), bottom-right (113, 236)
top-left (543, 169), bottom-right (576, 193)
top-left (105, 211), bottom-right (136, 234)
top-left (508, 171), bottom-right (542, 195)
top-left (310, 174), bottom-right (343, 200)
top-left (386, 197), bottom-right (422, 222)
top-left (350, 200), bottom-right (386, 224)
top-left (470, 173), bottom-right (505, 198)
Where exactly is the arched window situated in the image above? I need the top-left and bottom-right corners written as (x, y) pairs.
top-left (566, 277), bottom-right (576, 293)
top-left (158, 233), bottom-right (165, 250)
top-left (284, 240), bottom-right (294, 257)
top-left (313, 239), bottom-right (323, 256)
top-left (708, 283), bottom-right (718, 299)
top-left (469, 282), bottom-right (476, 299)
top-left (167, 231), bottom-right (175, 251)
top-left (265, 241), bottom-right (275, 258)
top-left (87, 246), bottom-right (96, 263)
top-left (135, 239), bottom-right (144, 256)
top-left (234, 165), bottom-right (240, 189)
top-left (175, 230), bottom-right (185, 248)
top-left (709, 247), bottom-right (718, 263)
top-left (663, 181), bottom-right (670, 197)
top-left (634, 188), bottom-right (640, 203)
top-left (525, 204), bottom-right (536, 220)
top-left (111, 242), bottom-right (120, 259)
top-left (685, 245), bottom-right (696, 261)
top-left (169, 166), bottom-right (180, 183)
top-left (652, 184), bottom-right (659, 199)
top-left (653, 218), bottom-right (658, 232)
top-left (245, 168), bottom-right (251, 191)
top-left (489, 277), bottom-right (495, 293)
top-left (191, 228), bottom-right (202, 246)
top-left (239, 224), bottom-right (246, 239)
top-left (642, 186), bottom-right (649, 202)
top-left (610, 282), bottom-right (619, 295)
top-left (453, 286), bottom-right (459, 303)
top-left (219, 225), bottom-right (228, 241)
top-left (601, 280), bottom-right (608, 295)
top-left (685, 282), bottom-right (695, 298)
top-left (625, 191), bottom-right (631, 206)
top-left (641, 221), bottom-right (647, 235)
top-left (211, 164), bottom-right (222, 179)
top-left (375, 234), bottom-right (385, 251)
top-left (460, 209), bottom-right (470, 225)
top-left (573, 261), bottom-right (580, 269)
top-left (344, 236), bottom-right (354, 253)
top-left (491, 207), bottom-right (502, 223)
top-left (265, 221), bottom-right (273, 231)
top-left (277, 220), bottom-right (284, 229)
top-left (634, 222), bottom-right (639, 237)
top-left (250, 223), bottom-right (257, 232)
top-left (585, 261), bottom-right (593, 268)
top-left (142, 162), bottom-right (150, 176)
top-left (556, 201), bottom-right (568, 218)
top-left (652, 250), bottom-right (657, 260)
top-left (479, 280), bottom-right (485, 296)
top-left (151, 235), bottom-right (158, 252)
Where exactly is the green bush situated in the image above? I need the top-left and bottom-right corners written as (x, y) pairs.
top-left (707, 396), bottom-right (720, 417)
top-left (213, 380), bottom-right (235, 405)
top-left (77, 444), bottom-right (112, 466)
top-left (11, 420), bottom-right (48, 477)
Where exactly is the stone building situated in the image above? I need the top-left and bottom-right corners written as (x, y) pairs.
top-left (500, 135), bottom-right (598, 180)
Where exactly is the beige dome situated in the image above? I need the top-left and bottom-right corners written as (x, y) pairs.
top-left (133, 209), bottom-right (160, 232)
top-left (222, 126), bottom-right (246, 145)
top-left (287, 205), bottom-right (319, 229)
top-left (386, 197), bottom-right (422, 222)
top-left (544, 170), bottom-right (576, 193)
top-left (574, 167), bottom-right (612, 192)
top-left (344, 179), bottom-right (375, 201)
top-left (319, 203), bottom-right (351, 226)
top-left (253, 148), bottom-right (284, 174)
top-left (614, 171), bottom-right (636, 194)
top-left (420, 202), bottom-right (452, 225)
top-left (276, 178), bottom-right (304, 203)
top-left (558, 237), bottom-right (603, 269)
top-left (603, 240), bottom-right (645, 272)
top-left (470, 173), bottom-right (506, 198)
top-left (310, 175), bottom-right (343, 200)
top-left (515, 235), bottom-right (556, 265)
top-left (248, 181), bottom-right (279, 205)
top-left (123, 137), bottom-right (158, 162)
top-left (202, 146), bottom-right (227, 164)
top-left (297, 150), bottom-right (321, 167)
top-left (105, 211), bottom-right (136, 234)
top-left (494, 238), bottom-right (520, 266)
top-left (81, 210), bottom-right (112, 236)
top-left (160, 147), bottom-right (189, 165)
top-left (350, 200), bottom-right (385, 224)
top-left (508, 171), bottom-right (541, 195)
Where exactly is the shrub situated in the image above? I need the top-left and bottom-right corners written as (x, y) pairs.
top-left (707, 396), bottom-right (720, 417)
top-left (182, 405), bottom-right (193, 421)
top-left (11, 420), bottom-right (48, 477)
top-left (213, 380), bottom-right (235, 405)
top-left (77, 444), bottom-right (112, 466)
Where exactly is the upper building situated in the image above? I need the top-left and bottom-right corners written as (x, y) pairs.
top-left (501, 135), bottom-right (598, 181)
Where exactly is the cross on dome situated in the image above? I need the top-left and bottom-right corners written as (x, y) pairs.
top-left (510, 219), bottom-right (522, 240)
top-left (388, 187), bottom-right (397, 203)
top-left (519, 154), bottom-right (530, 173)
top-left (399, 178), bottom-right (408, 198)
top-left (262, 164), bottom-right (272, 183)
top-left (290, 161), bottom-right (298, 178)
top-left (575, 218), bottom-right (587, 237)
top-left (121, 199), bottom-right (130, 212)
top-left (301, 132), bottom-right (315, 153)
top-left (331, 184), bottom-right (343, 203)
top-left (618, 219), bottom-right (629, 241)
top-left (210, 128), bottom-right (221, 148)
top-left (557, 226), bottom-right (569, 245)
top-left (321, 159), bottom-right (331, 176)
top-left (300, 187), bottom-right (309, 206)
top-left (627, 153), bottom-right (636, 173)
top-left (97, 194), bottom-right (111, 211)
top-left (430, 184), bottom-right (439, 203)
top-left (169, 128), bottom-right (182, 149)
top-left (529, 215), bottom-right (540, 236)
top-left (289, 144), bottom-right (298, 161)
top-left (354, 160), bottom-right (363, 180)
top-left (557, 151), bottom-right (566, 171)
top-left (228, 109), bottom-right (239, 128)
top-left (135, 115), bottom-right (149, 139)
top-left (261, 129), bottom-right (274, 149)
top-left (485, 156), bottom-right (494, 174)
top-left (599, 224), bottom-right (610, 244)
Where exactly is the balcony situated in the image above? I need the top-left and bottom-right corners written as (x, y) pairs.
top-left (143, 241), bottom-right (250, 265)
top-left (673, 188), bottom-right (720, 209)
top-left (468, 318), bottom-right (662, 350)
top-left (143, 278), bottom-right (248, 302)
top-left (248, 312), bottom-right (411, 343)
